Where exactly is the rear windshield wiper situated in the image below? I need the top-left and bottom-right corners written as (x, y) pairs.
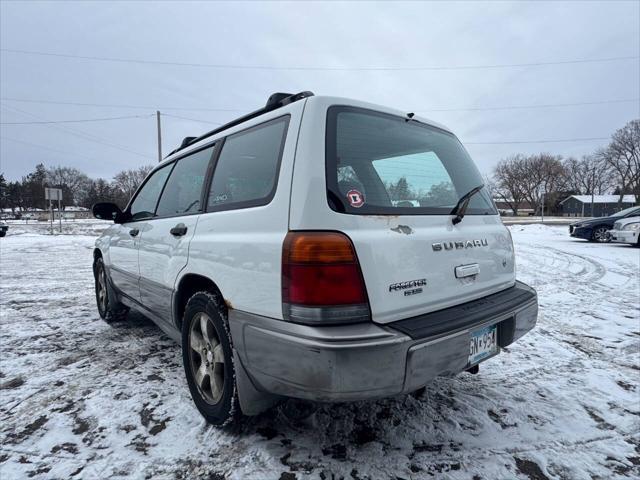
top-left (450, 184), bottom-right (484, 225)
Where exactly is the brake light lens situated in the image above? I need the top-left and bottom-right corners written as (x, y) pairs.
top-left (282, 231), bottom-right (370, 324)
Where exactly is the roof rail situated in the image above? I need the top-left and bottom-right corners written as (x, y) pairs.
top-left (167, 91), bottom-right (314, 157)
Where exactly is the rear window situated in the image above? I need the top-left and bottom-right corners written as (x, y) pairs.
top-left (326, 106), bottom-right (496, 215)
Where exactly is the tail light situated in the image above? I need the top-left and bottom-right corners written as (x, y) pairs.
top-left (282, 231), bottom-right (370, 325)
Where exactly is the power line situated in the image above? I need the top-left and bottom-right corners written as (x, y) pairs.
top-left (1, 103), bottom-right (155, 159)
top-left (0, 96), bottom-right (242, 112)
top-left (0, 102), bottom-right (615, 156)
top-left (465, 136), bottom-right (609, 145)
top-left (2, 48), bottom-right (638, 71)
top-left (162, 113), bottom-right (222, 125)
top-left (1, 136), bottom-right (100, 162)
top-left (0, 113), bottom-right (154, 125)
top-left (421, 98), bottom-right (640, 112)
top-left (1, 96), bottom-right (638, 115)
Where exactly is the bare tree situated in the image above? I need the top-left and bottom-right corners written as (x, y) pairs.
top-left (563, 155), bottom-right (614, 195)
top-left (46, 166), bottom-right (90, 207)
top-left (598, 119), bottom-right (640, 204)
top-left (492, 155), bottom-right (527, 215)
top-left (78, 178), bottom-right (125, 209)
top-left (482, 174), bottom-right (497, 198)
top-left (517, 154), bottom-right (566, 214)
top-left (113, 165), bottom-right (153, 203)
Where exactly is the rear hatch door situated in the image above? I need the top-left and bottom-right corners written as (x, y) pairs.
top-left (321, 105), bottom-right (515, 324)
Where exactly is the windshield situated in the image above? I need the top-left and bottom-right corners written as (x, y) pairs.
top-left (325, 106), bottom-right (496, 215)
top-left (611, 206), bottom-right (640, 217)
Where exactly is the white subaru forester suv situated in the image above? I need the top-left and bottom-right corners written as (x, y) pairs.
top-left (92, 92), bottom-right (538, 426)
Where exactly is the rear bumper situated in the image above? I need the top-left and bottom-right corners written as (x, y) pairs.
top-left (609, 229), bottom-right (638, 244)
top-left (230, 281), bottom-right (537, 403)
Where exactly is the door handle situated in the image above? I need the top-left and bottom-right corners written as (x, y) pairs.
top-left (170, 223), bottom-right (188, 237)
top-left (129, 228), bottom-right (139, 237)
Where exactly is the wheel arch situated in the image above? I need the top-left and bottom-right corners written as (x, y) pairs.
top-left (173, 273), bottom-right (227, 331)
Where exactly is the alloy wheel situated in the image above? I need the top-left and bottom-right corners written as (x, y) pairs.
top-left (593, 227), bottom-right (610, 243)
top-left (188, 312), bottom-right (225, 404)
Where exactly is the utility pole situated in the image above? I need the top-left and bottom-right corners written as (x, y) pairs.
top-left (58, 194), bottom-right (62, 234)
top-left (590, 167), bottom-right (595, 217)
top-left (540, 191), bottom-right (545, 223)
top-left (156, 110), bottom-right (162, 162)
top-left (49, 195), bottom-right (53, 235)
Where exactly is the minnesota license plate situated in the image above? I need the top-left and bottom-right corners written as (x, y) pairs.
top-left (469, 325), bottom-right (498, 365)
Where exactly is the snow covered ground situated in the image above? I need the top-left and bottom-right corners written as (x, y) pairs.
top-left (1, 224), bottom-right (638, 479)
top-left (2, 219), bottom-right (111, 236)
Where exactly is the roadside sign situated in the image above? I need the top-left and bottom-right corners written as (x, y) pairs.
top-left (44, 187), bottom-right (63, 234)
top-left (45, 187), bottom-right (63, 201)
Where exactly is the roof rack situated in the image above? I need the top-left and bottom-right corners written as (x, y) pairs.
top-left (167, 91), bottom-right (314, 157)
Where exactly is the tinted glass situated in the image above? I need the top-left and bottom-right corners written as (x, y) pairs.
top-left (156, 146), bottom-right (214, 217)
top-left (129, 164), bottom-right (172, 220)
top-left (326, 107), bottom-right (496, 215)
top-left (208, 117), bottom-right (288, 210)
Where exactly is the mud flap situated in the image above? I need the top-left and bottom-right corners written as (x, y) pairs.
top-left (233, 350), bottom-right (281, 416)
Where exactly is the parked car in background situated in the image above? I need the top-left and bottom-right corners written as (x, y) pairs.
top-left (0, 222), bottom-right (8, 237)
top-left (609, 216), bottom-right (640, 247)
top-left (569, 206), bottom-right (640, 242)
top-left (91, 92), bottom-right (538, 426)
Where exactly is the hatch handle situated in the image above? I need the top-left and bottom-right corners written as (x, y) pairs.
top-left (455, 263), bottom-right (480, 278)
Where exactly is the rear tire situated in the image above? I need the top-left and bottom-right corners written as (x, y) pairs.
top-left (93, 257), bottom-right (128, 322)
top-left (590, 226), bottom-right (610, 243)
top-left (0, 230), bottom-right (6, 238)
top-left (181, 292), bottom-right (240, 426)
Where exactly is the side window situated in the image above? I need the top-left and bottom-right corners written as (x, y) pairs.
top-left (156, 146), bottom-right (214, 217)
top-left (129, 164), bottom-right (172, 221)
top-left (207, 117), bottom-right (288, 211)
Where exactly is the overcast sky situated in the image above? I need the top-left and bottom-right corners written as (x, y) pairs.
top-left (1, 1), bottom-right (638, 181)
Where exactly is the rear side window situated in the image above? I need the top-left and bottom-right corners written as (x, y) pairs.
top-left (156, 146), bottom-right (214, 217)
top-left (129, 164), bottom-right (172, 221)
top-left (326, 106), bottom-right (496, 215)
top-left (207, 116), bottom-right (288, 211)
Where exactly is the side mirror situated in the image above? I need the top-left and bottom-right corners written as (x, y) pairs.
top-left (92, 202), bottom-right (124, 222)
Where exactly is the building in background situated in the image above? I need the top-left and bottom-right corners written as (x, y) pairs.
top-left (559, 195), bottom-right (637, 217)
top-left (492, 199), bottom-right (535, 216)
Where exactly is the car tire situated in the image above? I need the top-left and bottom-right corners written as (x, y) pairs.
top-left (590, 226), bottom-right (610, 243)
top-left (181, 292), bottom-right (240, 427)
top-left (0, 230), bottom-right (6, 238)
top-left (93, 257), bottom-right (128, 322)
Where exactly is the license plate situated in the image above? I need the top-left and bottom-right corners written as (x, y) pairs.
top-left (468, 325), bottom-right (498, 365)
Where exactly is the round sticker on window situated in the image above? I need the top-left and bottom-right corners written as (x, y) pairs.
top-left (346, 189), bottom-right (365, 208)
